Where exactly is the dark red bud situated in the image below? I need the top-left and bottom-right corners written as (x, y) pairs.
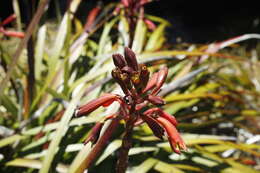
top-left (124, 47), bottom-right (139, 71)
top-left (121, 66), bottom-right (134, 74)
top-left (147, 95), bottom-right (165, 106)
top-left (139, 64), bottom-right (150, 90)
top-left (112, 54), bottom-right (126, 69)
top-left (142, 114), bottom-right (164, 139)
top-left (131, 71), bottom-right (144, 93)
top-left (112, 68), bottom-right (130, 95)
top-left (120, 73), bottom-right (132, 90)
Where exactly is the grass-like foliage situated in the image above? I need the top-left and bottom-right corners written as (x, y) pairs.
top-left (0, 0), bottom-right (260, 173)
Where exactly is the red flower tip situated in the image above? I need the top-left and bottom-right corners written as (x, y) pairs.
top-left (156, 117), bottom-right (186, 154)
top-left (143, 108), bottom-right (178, 127)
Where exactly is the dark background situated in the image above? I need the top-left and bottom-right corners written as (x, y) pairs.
top-left (1, 0), bottom-right (259, 43)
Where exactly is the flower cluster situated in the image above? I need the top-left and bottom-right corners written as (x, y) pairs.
top-left (76, 47), bottom-right (186, 154)
top-left (114, 0), bottom-right (156, 31)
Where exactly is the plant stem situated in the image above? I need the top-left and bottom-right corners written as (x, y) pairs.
top-left (116, 113), bottom-right (137, 173)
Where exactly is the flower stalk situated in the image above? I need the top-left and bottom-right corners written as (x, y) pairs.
top-left (75, 47), bottom-right (186, 172)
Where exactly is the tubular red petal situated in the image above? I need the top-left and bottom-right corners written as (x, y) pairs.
top-left (159, 110), bottom-right (178, 127)
top-left (152, 67), bottom-right (168, 95)
top-left (142, 72), bottom-right (158, 93)
top-left (76, 94), bottom-right (121, 117)
top-left (143, 108), bottom-right (178, 126)
top-left (156, 117), bottom-right (186, 153)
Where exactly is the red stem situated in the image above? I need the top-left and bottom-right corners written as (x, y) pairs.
top-left (116, 111), bottom-right (137, 173)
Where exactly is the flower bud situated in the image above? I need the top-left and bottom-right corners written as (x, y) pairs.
top-left (152, 67), bottom-right (168, 95)
top-left (142, 72), bottom-right (158, 93)
top-left (131, 71), bottom-right (143, 93)
top-left (124, 47), bottom-right (139, 71)
top-left (112, 54), bottom-right (126, 69)
top-left (112, 68), bottom-right (130, 95)
top-left (139, 64), bottom-right (150, 90)
top-left (76, 94), bottom-right (121, 117)
top-left (121, 66), bottom-right (134, 74)
top-left (120, 73), bottom-right (132, 90)
top-left (147, 95), bottom-right (165, 106)
top-left (142, 114), bottom-right (164, 139)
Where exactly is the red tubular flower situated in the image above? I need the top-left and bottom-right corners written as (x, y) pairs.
top-left (156, 117), bottom-right (186, 154)
top-left (152, 67), bottom-right (168, 95)
top-left (142, 72), bottom-right (158, 93)
top-left (143, 107), bottom-right (178, 127)
top-left (76, 93), bottom-right (122, 117)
